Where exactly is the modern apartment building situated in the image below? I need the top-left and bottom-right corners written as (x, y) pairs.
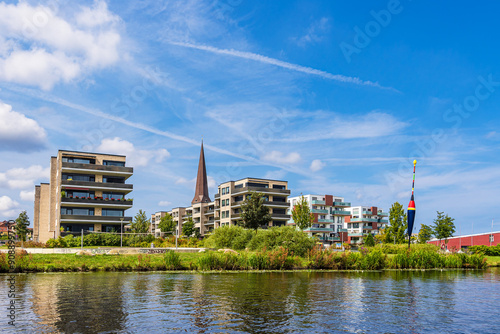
top-left (288, 194), bottom-right (350, 246)
top-left (34, 150), bottom-right (133, 243)
top-left (214, 177), bottom-right (290, 228)
top-left (345, 206), bottom-right (388, 246)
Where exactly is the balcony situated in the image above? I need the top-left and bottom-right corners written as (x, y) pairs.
top-left (271, 213), bottom-right (290, 220)
top-left (60, 215), bottom-right (132, 223)
top-left (331, 210), bottom-right (350, 216)
top-left (61, 162), bottom-right (133, 177)
top-left (61, 180), bottom-right (133, 193)
top-left (306, 227), bottom-right (334, 232)
top-left (204, 209), bottom-right (215, 215)
top-left (333, 201), bottom-right (351, 207)
top-left (312, 209), bottom-right (328, 214)
top-left (318, 218), bottom-right (334, 223)
top-left (61, 197), bottom-right (133, 208)
top-left (348, 232), bottom-right (364, 237)
top-left (214, 194), bottom-right (220, 198)
top-left (363, 225), bottom-right (373, 230)
top-left (350, 218), bottom-right (380, 223)
top-left (231, 186), bottom-right (291, 196)
top-left (311, 200), bottom-right (325, 205)
top-left (377, 212), bottom-right (388, 217)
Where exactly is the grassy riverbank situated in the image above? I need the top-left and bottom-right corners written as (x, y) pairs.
top-left (0, 247), bottom-right (489, 273)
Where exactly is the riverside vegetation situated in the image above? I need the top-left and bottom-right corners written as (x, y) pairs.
top-left (0, 226), bottom-right (488, 273)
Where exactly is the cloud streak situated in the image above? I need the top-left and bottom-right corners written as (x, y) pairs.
top-left (168, 41), bottom-right (398, 91)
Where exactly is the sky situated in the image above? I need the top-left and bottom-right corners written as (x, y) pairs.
top-left (0, 0), bottom-right (499, 235)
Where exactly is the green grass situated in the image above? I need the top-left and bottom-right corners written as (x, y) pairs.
top-left (486, 256), bottom-right (500, 266)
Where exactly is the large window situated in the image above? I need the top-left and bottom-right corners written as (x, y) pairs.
top-left (63, 173), bottom-right (95, 182)
top-left (103, 160), bottom-right (125, 167)
top-left (65, 190), bottom-right (95, 198)
top-left (103, 176), bottom-right (125, 184)
top-left (61, 207), bottom-right (94, 216)
top-left (102, 193), bottom-right (124, 200)
top-left (102, 209), bottom-right (124, 217)
top-left (272, 184), bottom-right (286, 190)
top-left (62, 157), bottom-right (95, 164)
top-left (247, 182), bottom-right (268, 188)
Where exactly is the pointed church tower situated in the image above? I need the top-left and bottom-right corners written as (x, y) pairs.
top-left (191, 141), bottom-right (211, 204)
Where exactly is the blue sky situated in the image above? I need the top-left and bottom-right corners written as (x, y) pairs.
top-left (1, 0), bottom-right (499, 235)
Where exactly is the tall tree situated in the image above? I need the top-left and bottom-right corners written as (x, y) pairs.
top-left (15, 211), bottom-right (30, 243)
top-left (385, 202), bottom-right (407, 244)
top-left (130, 210), bottom-right (150, 234)
top-left (158, 213), bottom-right (176, 235)
top-left (364, 233), bottom-right (375, 247)
top-left (292, 195), bottom-right (314, 230)
top-left (182, 217), bottom-right (195, 237)
top-left (432, 211), bottom-right (455, 245)
top-left (240, 192), bottom-right (272, 232)
top-left (418, 224), bottom-right (434, 244)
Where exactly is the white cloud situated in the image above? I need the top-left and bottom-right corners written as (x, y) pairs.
top-left (0, 196), bottom-right (20, 218)
top-left (20, 190), bottom-right (35, 201)
top-left (486, 131), bottom-right (500, 140)
top-left (0, 101), bottom-right (47, 151)
top-left (262, 151), bottom-right (301, 164)
top-left (96, 137), bottom-right (170, 167)
top-left (175, 177), bottom-right (194, 185)
top-left (264, 169), bottom-right (287, 180)
top-left (169, 41), bottom-right (396, 91)
top-left (295, 17), bottom-right (330, 47)
top-left (0, 165), bottom-right (50, 190)
top-left (158, 200), bottom-right (172, 207)
top-left (310, 159), bottom-right (325, 172)
top-left (280, 111), bottom-right (408, 142)
top-left (0, 1), bottom-right (122, 90)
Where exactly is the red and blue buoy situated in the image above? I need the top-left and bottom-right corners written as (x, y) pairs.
top-left (407, 160), bottom-right (417, 248)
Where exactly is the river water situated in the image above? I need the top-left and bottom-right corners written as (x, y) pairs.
top-left (1, 269), bottom-right (499, 333)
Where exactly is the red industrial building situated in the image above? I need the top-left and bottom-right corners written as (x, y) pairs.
top-left (428, 231), bottom-right (500, 250)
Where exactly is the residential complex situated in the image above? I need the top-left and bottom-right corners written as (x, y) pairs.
top-left (287, 194), bottom-right (350, 246)
top-left (33, 150), bottom-right (133, 243)
top-left (345, 206), bottom-right (388, 245)
top-left (215, 177), bottom-right (290, 228)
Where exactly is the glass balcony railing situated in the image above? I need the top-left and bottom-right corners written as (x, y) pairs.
top-left (312, 209), bottom-right (328, 214)
top-left (311, 200), bottom-right (325, 205)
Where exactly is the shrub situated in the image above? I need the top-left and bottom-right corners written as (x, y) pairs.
top-left (247, 226), bottom-right (316, 257)
top-left (15, 240), bottom-right (46, 248)
top-left (164, 251), bottom-right (183, 270)
top-left (469, 245), bottom-right (500, 256)
top-left (203, 225), bottom-right (253, 250)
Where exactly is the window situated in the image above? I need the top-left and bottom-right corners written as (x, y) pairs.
top-left (222, 200), bottom-right (225, 207)
top-left (63, 173), bottom-right (95, 182)
top-left (62, 157), bottom-right (95, 164)
top-left (247, 182), bottom-right (268, 188)
top-left (225, 199), bottom-right (229, 206)
top-left (103, 160), bottom-right (125, 167)
top-left (103, 176), bottom-right (125, 184)
top-left (273, 184), bottom-right (286, 190)
top-left (222, 188), bottom-right (226, 195)
top-left (234, 184), bottom-right (243, 189)
top-left (226, 186), bottom-right (229, 193)
top-left (222, 211), bottom-right (226, 218)
top-left (102, 209), bottom-right (124, 217)
top-left (65, 190), bottom-right (95, 198)
top-left (103, 193), bottom-right (124, 200)
top-left (273, 196), bottom-right (286, 202)
top-left (61, 207), bottom-right (94, 216)
top-left (273, 208), bottom-right (286, 214)
top-left (226, 210), bottom-right (229, 217)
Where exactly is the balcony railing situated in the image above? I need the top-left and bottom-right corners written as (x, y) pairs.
top-left (60, 215), bottom-right (132, 223)
top-left (61, 197), bottom-right (133, 206)
top-left (311, 200), bottom-right (325, 205)
top-left (318, 218), bottom-right (334, 223)
top-left (333, 201), bottom-right (351, 207)
top-left (61, 180), bottom-right (133, 191)
top-left (306, 227), bottom-right (334, 232)
top-left (231, 186), bottom-right (291, 195)
top-left (312, 209), bottom-right (328, 214)
top-left (350, 218), bottom-right (380, 223)
top-left (271, 213), bottom-right (290, 219)
top-left (331, 210), bottom-right (350, 215)
top-left (61, 162), bottom-right (133, 175)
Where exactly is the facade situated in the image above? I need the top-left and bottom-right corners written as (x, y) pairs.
top-left (428, 231), bottom-right (500, 250)
top-left (215, 177), bottom-right (290, 228)
top-left (287, 194), bottom-right (350, 246)
top-left (345, 206), bottom-right (388, 246)
top-left (34, 150), bottom-right (133, 243)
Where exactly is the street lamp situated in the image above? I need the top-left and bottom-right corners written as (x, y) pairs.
top-left (120, 217), bottom-right (124, 248)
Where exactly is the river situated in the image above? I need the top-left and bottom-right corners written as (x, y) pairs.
top-left (1, 269), bottom-right (499, 333)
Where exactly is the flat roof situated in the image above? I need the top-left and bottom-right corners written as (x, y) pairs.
top-left (219, 177), bottom-right (288, 185)
top-left (58, 149), bottom-right (126, 158)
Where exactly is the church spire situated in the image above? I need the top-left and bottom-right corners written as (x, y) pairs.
top-left (191, 141), bottom-right (211, 204)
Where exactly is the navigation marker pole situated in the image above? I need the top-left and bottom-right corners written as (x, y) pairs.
top-left (407, 160), bottom-right (417, 249)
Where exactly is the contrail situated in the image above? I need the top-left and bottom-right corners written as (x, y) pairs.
top-left (168, 41), bottom-right (399, 92)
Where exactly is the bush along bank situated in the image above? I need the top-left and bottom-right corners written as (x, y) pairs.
top-left (0, 247), bottom-right (487, 273)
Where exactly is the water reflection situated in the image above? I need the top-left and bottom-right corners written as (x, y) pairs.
top-left (0, 269), bottom-right (499, 333)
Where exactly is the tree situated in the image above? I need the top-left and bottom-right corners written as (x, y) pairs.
top-left (182, 217), bottom-right (195, 237)
top-left (130, 210), bottom-right (150, 234)
top-left (240, 191), bottom-right (272, 232)
top-left (15, 211), bottom-right (30, 243)
top-left (432, 211), bottom-right (455, 245)
top-left (292, 195), bottom-right (314, 230)
top-left (418, 224), bottom-right (434, 244)
top-left (385, 202), bottom-right (407, 244)
top-left (364, 233), bottom-right (375, 247)
top-left (158, 213), bottom-right (176, 235)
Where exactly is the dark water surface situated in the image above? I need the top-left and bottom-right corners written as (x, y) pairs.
top-left (1, 269), bottom-right (499, 333)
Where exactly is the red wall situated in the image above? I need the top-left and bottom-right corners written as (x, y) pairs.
top-left (428, 232), bottom-right (500, 249)
top-left (325, 195), bottom-right (333, 206)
